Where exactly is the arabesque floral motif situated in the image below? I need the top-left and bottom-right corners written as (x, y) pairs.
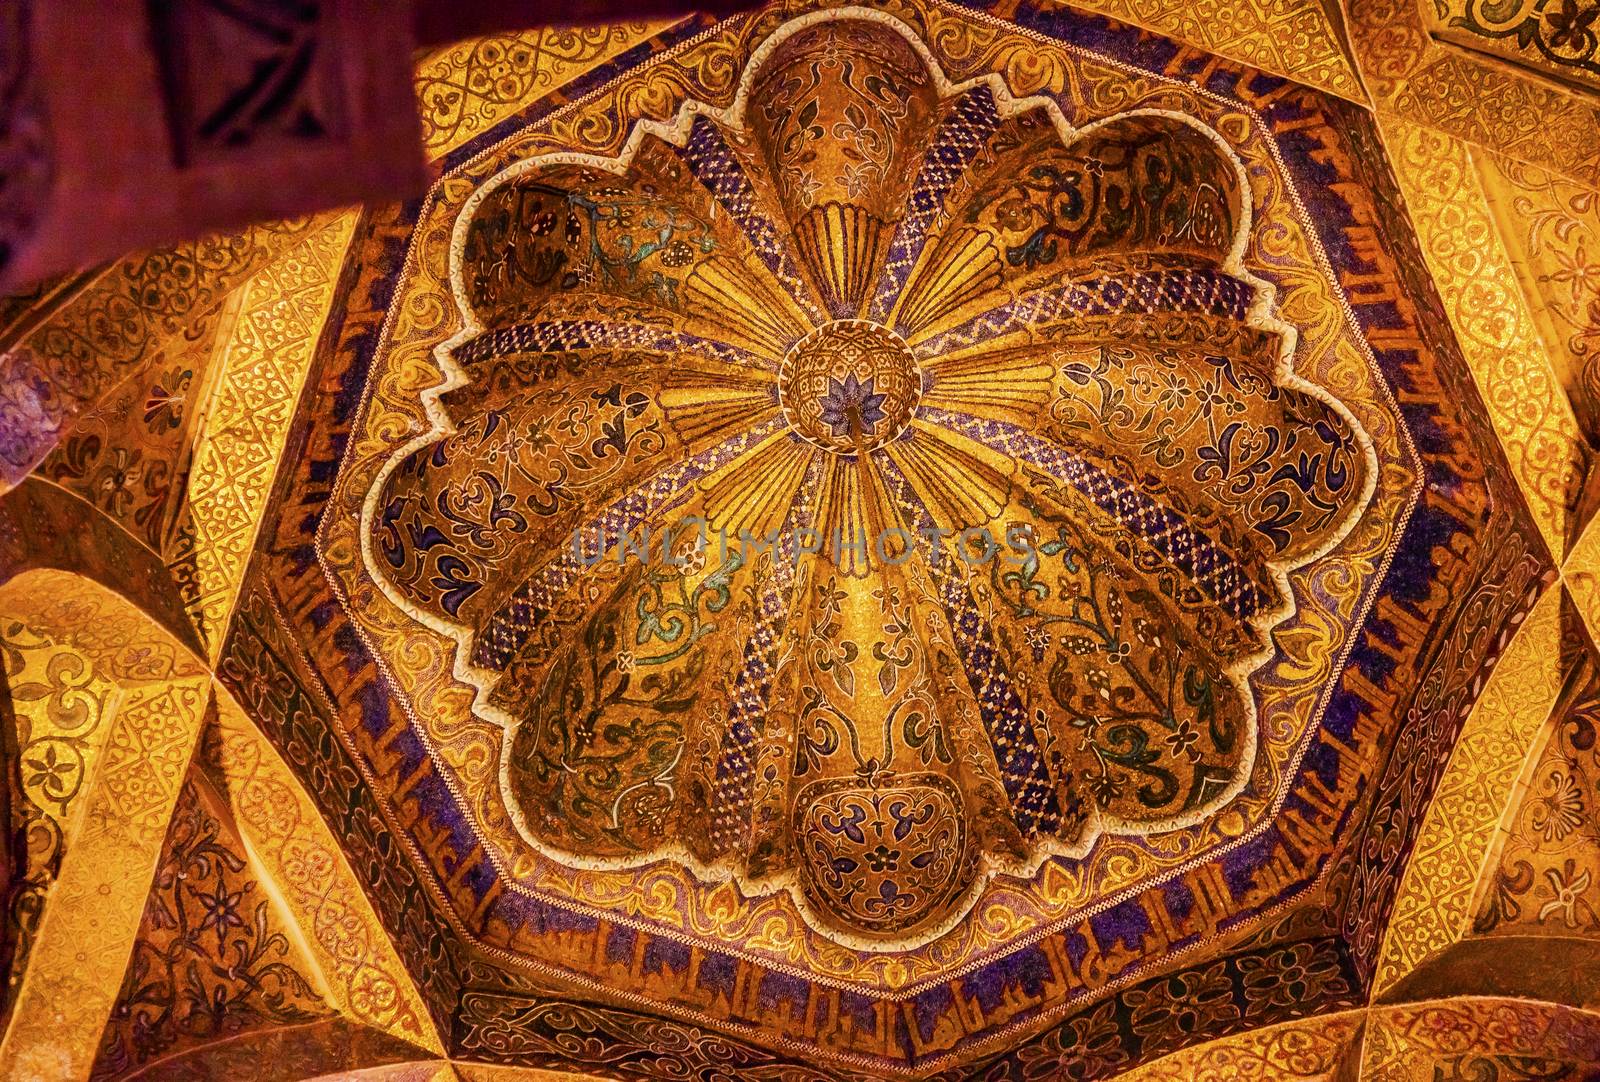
top-left (92, 775), bottom-right (331, 1079)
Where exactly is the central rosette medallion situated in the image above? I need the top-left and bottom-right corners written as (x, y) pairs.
top-left (779, 319), bottom-right (923, 453)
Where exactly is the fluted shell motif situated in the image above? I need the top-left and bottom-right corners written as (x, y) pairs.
top-left (372, 16), bottom-right (1372, 945)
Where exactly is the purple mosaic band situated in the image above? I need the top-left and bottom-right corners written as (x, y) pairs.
top-left (921, 405), bottom-right (1268, 621)
top-left (452, 318), bottom-right (772, 372)
top-left (473, 416), bottom-right (791, 671)
top-left (705, 453), bottom-right (822, 855)
top-left (875, 450), bottom-right (1066, 840)
top-left (867, 86), bottom-right (1003, 327)
top-left (681, 115), bottom-right (830, 327)
top-left (915, 267), bottom-right (1253, 358)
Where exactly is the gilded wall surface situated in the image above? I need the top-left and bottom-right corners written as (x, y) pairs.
top-left (2, 0), bottom-right (1600, 1078)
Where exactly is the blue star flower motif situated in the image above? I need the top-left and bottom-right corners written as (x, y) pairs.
top-left (817, 373), bottom-right (889, 440)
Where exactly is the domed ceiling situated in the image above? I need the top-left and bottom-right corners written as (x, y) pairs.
top-left (342, 5), bottom-right (1391, 959)
top-left (277, 0), bottom-right (1531, 1070)
top-left (8, 0), bottom-right (1600, 1076)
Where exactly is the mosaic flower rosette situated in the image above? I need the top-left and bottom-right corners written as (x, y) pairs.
top-left (320, 0), bottom-right (1415, 987)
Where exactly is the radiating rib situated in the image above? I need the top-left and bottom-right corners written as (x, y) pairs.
top-left (452, 317), bottom-right (775, 372)
top-left (703, 452), bottom-right (823, 861)
top-left (910, 266), bottom-right (1253, 354)
top-left (697, 430), bottom-right (815, 550)
top-left (791, 203), bottom-right (887, 319)
top-left (865, 85), bottom-right (1004, 327)
top-left (473, 416), bottom-right (790, 672)
top-left (920, 405), bottom-right (1277, 624)
top-left (683, 257), bottom-right (815, 360)
top-left (874, 450), bottom-right (1076, 843)
top-left (880, 421), bottom-right (1011, 530)
top-left (679, 115), bottom-right (831, 327)
top-left (920, 345), bottom-right (1055, 427)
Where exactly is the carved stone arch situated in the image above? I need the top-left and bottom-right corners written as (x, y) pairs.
top-left (0, 476), bottom-right (204, 658)
top-left (0, 563), bottom-right (438, 1078)
top-left (0, 566), bottom-right (209, 1080)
